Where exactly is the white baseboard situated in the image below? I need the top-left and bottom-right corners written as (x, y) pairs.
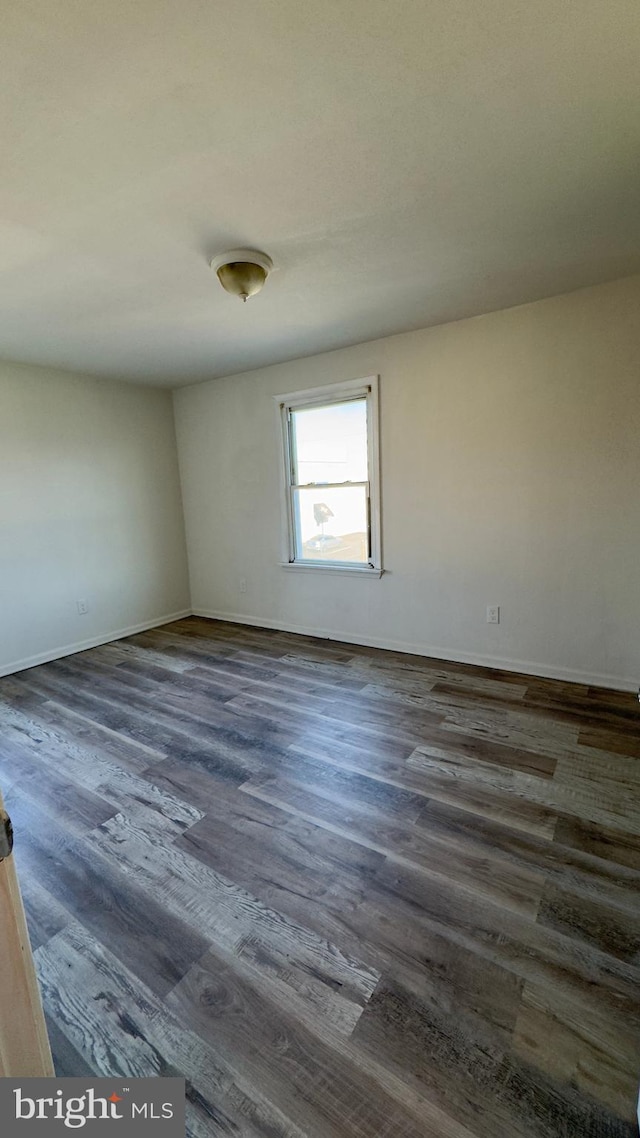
top-left (192, 607), bottom-right (637, 693)
top-left (2, 604), bottom-right (634, 693)
top-left (0, 609), bottom-right (193, 678)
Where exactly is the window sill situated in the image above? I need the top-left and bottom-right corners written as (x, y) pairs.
top-left (279, 562), bottom-right (384, 578)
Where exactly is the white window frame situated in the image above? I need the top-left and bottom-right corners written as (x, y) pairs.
top-left (274, 375), bottom-right (382, 576)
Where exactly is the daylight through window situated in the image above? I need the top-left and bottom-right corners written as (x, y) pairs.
top-left (276, 377), bottom-right (381, 572)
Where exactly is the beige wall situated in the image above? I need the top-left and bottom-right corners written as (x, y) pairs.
top-left (174, 275), bottom-right (640, 690)
top-left (0, 362), bottom-right (190, 675)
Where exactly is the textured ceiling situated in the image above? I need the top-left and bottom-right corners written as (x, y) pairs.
top-left (2, 0), bottom-right (640, 386)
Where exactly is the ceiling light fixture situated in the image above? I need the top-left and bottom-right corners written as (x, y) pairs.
top-left (210, 249), bottom-right (273, 302)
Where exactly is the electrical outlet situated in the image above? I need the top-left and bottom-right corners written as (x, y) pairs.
top-left (76, 599), bottom-right (89, 615)
top-left (486, 605), bottom-right (500, 625)
top-left (239, 577), bottom-right (247, 594)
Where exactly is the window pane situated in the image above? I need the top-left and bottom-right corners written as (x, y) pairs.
top-left (293, 485), bottom-right (368, 564)
top-left (291, 398), bottom-right (368, 486)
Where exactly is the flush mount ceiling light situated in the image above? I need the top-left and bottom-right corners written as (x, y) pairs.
top-left (210, 249), bottom-right (274, 302)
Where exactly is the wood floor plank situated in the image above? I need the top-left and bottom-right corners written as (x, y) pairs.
top-left (522, 683), bottom-right (640, 733)
top-left (242, 772), bottom-right (546, 917)
top-left (0, 700), bottom-right (202, 831)
top-left (232, 682), bottom-right (447, 737)
top-left (1, 737), bottom-right (115, 834)
top-left (234, 650), bottom-right (369, 693)
top-left (441, 704), bottom-right (580, 758)
top-left (553, 813), bottom-right (640, 872)
top-left (579, 727), bottom-right (640, 758)
top-left (168, 947), bottom-right (475, 1138)
top-left (35, 922), bottom-right (309, 1137)
top-left (407, 745), bottom-right (559, 836)
top-left (11, 667), bottom-right (273, 782)
top-left (43, 1014), bottom-right (96, 1079)
top-left (18, 877), bottom-right (72, 953)
top-left (93, 640), bottom-right (201, 675)
top-left (276, 732), bottom-right (557, 833)
top-left (88, 804), bottom-right (381, 1036)
top-left (416, 798), bottom-right (640, 909)
top-left (353, 978), bottom-right (636, 1138)
top-left (409, 740), bottom-right (640, 835)
top-left (225, 689), bottom-right (438, 756)
top-left (370, 858), bottom-right (640, 1013)
top-left (536, 880), bottom-right (640, 964)
top-left (245, 748), bottom-right (428, 825)
top-left (0, 694), bottom-right (160, 777)
top-left (552, 750), bottom-right (640, 834)
top-left (512, 980), bottom-right (640, 1122)
top-left (15, 802), bottom-right (210, 998)
top-left (176, 778), bottom-right (640, 1023)
top-left (359, 702), bottom-right (558, 777)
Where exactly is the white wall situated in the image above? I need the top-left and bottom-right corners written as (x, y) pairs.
top-left (0, 362), bottom-right (190, 675)
top-left (174, 275), bottom-right (640, 691)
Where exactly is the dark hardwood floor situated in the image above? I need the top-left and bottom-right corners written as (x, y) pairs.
top-left (1, 617), bottom-right (639, 1136)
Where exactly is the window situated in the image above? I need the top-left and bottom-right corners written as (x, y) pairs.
top-left (275, 376), bottom-right (381, 574)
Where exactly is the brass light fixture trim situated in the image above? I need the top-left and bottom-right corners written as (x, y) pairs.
top-left (210, 249), bottom-right (274, 302)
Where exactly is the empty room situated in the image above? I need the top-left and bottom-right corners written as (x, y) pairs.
top-left (0, 2), bottom-right (639, 1136)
